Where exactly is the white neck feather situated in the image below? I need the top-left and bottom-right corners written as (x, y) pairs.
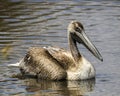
top-left (67, 57), bottom-right (95, 80)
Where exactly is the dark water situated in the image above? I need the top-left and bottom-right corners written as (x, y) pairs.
top-left (0, 0), bottom-right (120, 96)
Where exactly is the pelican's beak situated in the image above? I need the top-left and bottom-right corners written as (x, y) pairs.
top-left (74, 30), bottom-right (103, 61)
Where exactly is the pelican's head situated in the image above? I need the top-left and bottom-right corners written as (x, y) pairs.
top-left (68, 21), bottom-right (103, 61)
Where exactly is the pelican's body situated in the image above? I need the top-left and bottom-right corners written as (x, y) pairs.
top-left (17, 21), bottom-right (103, 80)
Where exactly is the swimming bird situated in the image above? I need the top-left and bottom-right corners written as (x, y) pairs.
top-left (12, 21), bottom-right (103, 80)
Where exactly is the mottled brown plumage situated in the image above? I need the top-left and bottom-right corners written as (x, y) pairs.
top-left (20, 47), bottom-right (67, 80)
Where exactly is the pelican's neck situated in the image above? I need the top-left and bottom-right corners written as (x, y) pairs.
top-left (68, 33), bottom-right (81, 61)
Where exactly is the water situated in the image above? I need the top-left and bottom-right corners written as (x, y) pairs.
top-left (0, 0), bottom-right (120, 96)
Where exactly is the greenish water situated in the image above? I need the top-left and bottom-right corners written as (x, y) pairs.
top-left (0, 0), bottom-right (120, 96)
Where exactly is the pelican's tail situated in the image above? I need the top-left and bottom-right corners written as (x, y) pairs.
top-left (8, 58), bottom-right (24, 67)
top-left (8, 62), bottom-right (20, 67)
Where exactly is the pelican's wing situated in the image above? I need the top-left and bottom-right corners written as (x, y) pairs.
top-left (19, 47), bottom-right (67, 80)
top-left (45, 46), bottom-right (75, 70)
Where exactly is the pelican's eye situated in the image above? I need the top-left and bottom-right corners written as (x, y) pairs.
top-left (75, 27), bottom-right (81, 32)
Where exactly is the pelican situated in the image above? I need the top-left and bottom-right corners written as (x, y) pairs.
top-left (12, 21), bottom-right (103, 80)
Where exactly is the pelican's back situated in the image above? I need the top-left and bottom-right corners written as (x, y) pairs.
top-left (20, 47), bottom-right (67, 80)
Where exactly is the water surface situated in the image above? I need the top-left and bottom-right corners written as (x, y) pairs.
top-left (0, 0), bottom-right (120, 96)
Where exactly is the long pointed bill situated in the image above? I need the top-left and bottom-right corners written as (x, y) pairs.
top-left (75, 31), bottom-right (103, 61)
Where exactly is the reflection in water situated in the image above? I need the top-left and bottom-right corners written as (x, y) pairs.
top-left (23, 78), bottom-right (95, 96)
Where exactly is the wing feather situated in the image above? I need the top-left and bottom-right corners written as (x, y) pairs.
top-left (45, 46), bottom-right (76, 70)
top-left (20, 47), bottom-right (67, 80)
